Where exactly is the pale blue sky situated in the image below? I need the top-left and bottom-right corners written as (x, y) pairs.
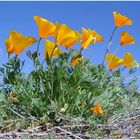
top-left (0, 1), bottom-right (140, 85)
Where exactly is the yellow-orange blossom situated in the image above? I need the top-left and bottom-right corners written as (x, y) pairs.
top-left (34, 16), bottom-right (55, 38)
top-left (5, 31), bottom-right (37, 55)
top-left (106, 54), bottom-right (124, 70)
top-left (120, 32), bottom-right (135, 46)
top-left (91, 102), bottom-right (103, 115)
top-left (44, 40), bottom-right (62, 58)
top-left (113, 11), bottom-right (132, 27)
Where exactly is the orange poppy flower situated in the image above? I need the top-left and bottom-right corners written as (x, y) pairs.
top-left (113, 11), bottom-right (132, 27)
top-left (106, 54), bottom-right (124, 70)
top-left (81, 27), bottom-right (94, 49)
top-left (34, 16), bottom-right (55, 38)
top-left (64, 30), bottom-right (81, 48)
top-left (54, 22), bottom-right (61, 44)
top-left (91, 102), bottom-right (103, 115)
top-left (56, 23), bottom-right (80, 49)
top-left (123, 52), bottom-right (135, 68)
top-left (44, 40), bottom-right (62, 59)
top-left (5, 31), bottom-right (37, 55)
top-left (120, 32), bottom-right (135, 46)
top-left (5, 34), bottom-right (14, 54)
top-left (71, 54), bottom-right (83, 67)
top-left (88, 29), bottom-right (104, 43)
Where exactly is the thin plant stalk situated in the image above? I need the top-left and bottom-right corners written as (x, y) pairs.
top-left (49, 42), bottom-right (59, 64)
top-left (102, 26), bottom-right (117, 64)
top-left (8, 54), bottom-right (10, 60)
top-left (41, 59), bottom-right (45, 66)
top-left (79, 37), bottom-right (96, 55)
top-left (14, 55), bottom-right (18, 70)
top-left (79, 48), bottom-right (83, 55)
top-left (50, 45), bottom-right (58, 59)
top-left (121, 66), bottom-right (126, 72)
top-left (37, 38), bottom-right (41, 54)
top-left (112, 45), bottom-right (121, 56)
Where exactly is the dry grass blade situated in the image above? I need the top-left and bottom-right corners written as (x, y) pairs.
top-left (55, 126), bottom-right (82, 139)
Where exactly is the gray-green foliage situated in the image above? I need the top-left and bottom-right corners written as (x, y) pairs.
top-left (0, 51), bottom-right (139, 126)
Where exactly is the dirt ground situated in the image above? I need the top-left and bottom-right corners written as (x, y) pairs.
top-left (0, 109), bottom-right (140, 139)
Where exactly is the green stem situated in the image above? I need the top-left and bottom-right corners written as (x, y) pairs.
top-left (112, 45), bottom-right (121, 56)
top-left (8, 54), bottom-right (10, 61)
top-left (102, 26), bottom-right (118, 65)
top-left (49, 45), bottom-right (58, 64)
top-left (37, 38), bottom-right (41, 54)
top-left (14, 54), bottom-right (18, 64)
top-left (41, 59), bottom-right (45, 67)
top-left (13, 55), bottom-right (18, 73)
top-left (121, 66), bottom-right (126, 72)
top-left (79, 48), bottom-right (83, 55)
top-left (51, 45), bottom-right (57, 58)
